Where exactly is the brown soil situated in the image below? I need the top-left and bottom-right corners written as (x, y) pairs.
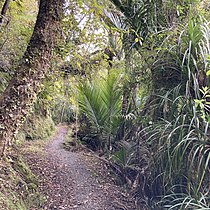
top-left (24, 125), bottom-right (137, 210)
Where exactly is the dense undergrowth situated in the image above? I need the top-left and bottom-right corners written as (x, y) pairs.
top-left (76, 11), bottom-right (210, 208)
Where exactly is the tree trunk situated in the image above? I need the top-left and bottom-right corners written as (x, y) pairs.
top-left (0, 0), bottom-right (11, 28)
top-left (0, 0), bottom-right (64, 156)
top-left (118, 33), bottom-right (133, 140)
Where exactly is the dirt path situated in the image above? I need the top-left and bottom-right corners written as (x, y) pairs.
top-left (25, 125), bottom-right (137, 210)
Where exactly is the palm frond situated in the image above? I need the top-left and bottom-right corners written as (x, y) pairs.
top-left (77, 71), bottom-right (123, 150)
top-left (78, 81), bottom-right (106, 130)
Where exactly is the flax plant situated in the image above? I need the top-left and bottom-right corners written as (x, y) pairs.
top-left (146, 17), bottom-right (210, 209)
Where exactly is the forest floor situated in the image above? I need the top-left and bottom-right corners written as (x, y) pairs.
top-left (23, 125), bottom-right (138, 210)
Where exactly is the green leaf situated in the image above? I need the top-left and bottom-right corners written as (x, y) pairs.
top-left (206, 70), bottom-right (210, 76)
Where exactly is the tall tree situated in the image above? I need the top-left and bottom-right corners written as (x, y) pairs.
top-left (0, 0), bottom-right (64, 155)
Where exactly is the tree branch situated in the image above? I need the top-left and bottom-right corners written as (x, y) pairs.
top-left (0, 0), bottom-right (11, 28)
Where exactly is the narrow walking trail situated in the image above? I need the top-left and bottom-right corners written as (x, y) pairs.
top-left (25, 125), bottom-right (136, 210)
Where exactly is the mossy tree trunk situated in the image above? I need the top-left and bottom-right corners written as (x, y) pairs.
top-left (0, 0), bottom-right (64, 155)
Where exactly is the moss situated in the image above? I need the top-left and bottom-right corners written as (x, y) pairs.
top-left (24, 116), bottom-right (55, 140)
top-left (0, 155), bottom-right (45, 210)
top-left (15, 131), bottom-right (26, 145)
top-left (1, 116), bottom-right (55, 209)
top-left (13, 157), bottom-right (38, 187)
top-left (16, 115), bottom-right (55, 142)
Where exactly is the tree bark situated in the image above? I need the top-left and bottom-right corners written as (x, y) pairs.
top-left (0, 0), bottom-right (11, 28)
top-left (118, 33), bottom-right (134, 140)
top-left (0, 0), bottom-right (64, 156)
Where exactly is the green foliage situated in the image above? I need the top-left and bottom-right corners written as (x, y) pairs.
top-left (61, 0), bottom-right (109, 78)
top-left (0, 0), bottom-right (37, 65)
top-left (111, 140), bottom-right (137, 172)
top-left (194, 86), bottom-right (210, 122)
top-left (16, 115), bottom-right (55, 142)
top-left (0, 72), bottom-right (10, 94)
top-left (39, 75), bottom-right (77, 124)
top-left (135, 87), bottom-right (209, 208)
top-left (106, 1), bottom-right (210, 208)
top-left (179, 16), bottom-right (209, 85)
top-left (0, 0), bottom-right (37, 97)
top-left (78, 70), bottom-right (122, 150)
top-left (79, 81), bottom-right (106, 130)
top-left (158, 192), bottom-right (210, 210)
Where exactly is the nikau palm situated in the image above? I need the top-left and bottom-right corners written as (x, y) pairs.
top-left (78, 71), bottom-right (122, 152)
